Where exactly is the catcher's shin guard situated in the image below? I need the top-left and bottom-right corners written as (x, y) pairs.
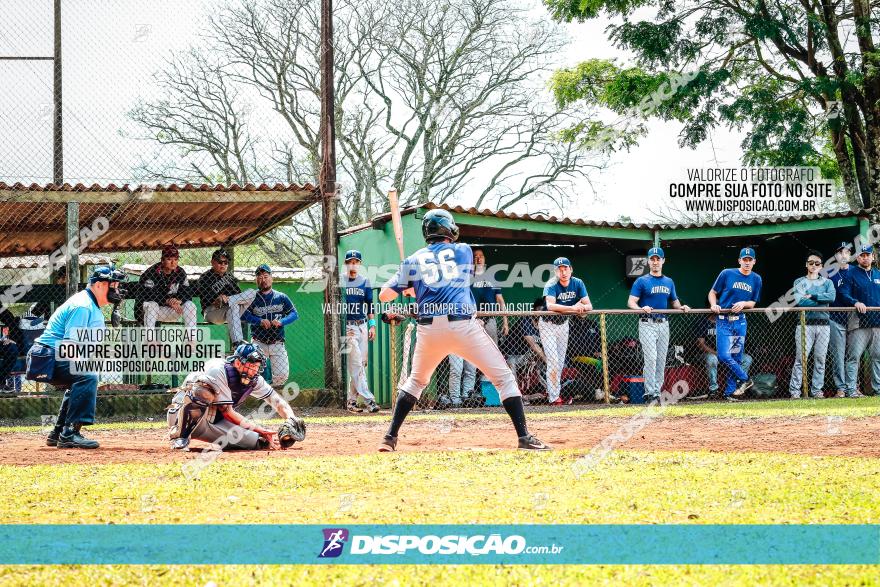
top-left (167, 382), bottom-right (216, 441)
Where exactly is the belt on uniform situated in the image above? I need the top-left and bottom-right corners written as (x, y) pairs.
top-left (639, 317), bottom-right (667, 323)
top-left (346, 319), bottom-right (366, 325)
top-left (417, 315), bottom-right (472, 325)
top-left (717, 314), bottom-right (741, 321)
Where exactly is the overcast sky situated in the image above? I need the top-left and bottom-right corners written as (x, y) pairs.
top-left (0, 0), bottom-right (745, 223)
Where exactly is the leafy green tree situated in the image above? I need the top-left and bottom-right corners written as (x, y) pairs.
top-left (546, 0), bottom-right (880, 209)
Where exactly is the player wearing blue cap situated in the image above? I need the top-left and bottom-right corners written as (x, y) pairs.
top-left (627, 247), bottom-right (690, 403)
top-left (342, 249), bottom-right (379, 413)
top-left (838, 244), bottom-right (880, 397)
top-left (540, 256), bottom-right (591, 405)
top-left (708, 248), bottom-right (762, 400)
top-left (28, 266), bottom-right (126, 448)
top-left (227, 264), bottom-right (298, 388)
top-left (828, 241), bottom-right (853, 397)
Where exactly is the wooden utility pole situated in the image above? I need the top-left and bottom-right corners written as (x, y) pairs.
top-left (319, 0), bottom-right (343, 401)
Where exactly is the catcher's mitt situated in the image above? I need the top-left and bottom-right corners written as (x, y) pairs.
top-left (277, 416), bottom-right (306, 448)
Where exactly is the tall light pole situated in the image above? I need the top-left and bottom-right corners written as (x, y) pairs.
top-left (320, 0), bottom-right (343, 400)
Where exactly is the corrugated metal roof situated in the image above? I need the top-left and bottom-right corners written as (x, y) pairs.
top-left (339, 202), bottom-right (869, 236)
top-left (0, 181), bottom-right (316, 193)
top-left (0, 182), bottom-right (320, 256)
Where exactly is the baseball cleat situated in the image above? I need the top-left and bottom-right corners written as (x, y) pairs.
top-left (367, 400), bottom-right (380, 413)
top-left (378, 434), bottom-right (397, 452)
top-left (171, 438), bottom-right (190, 450)
top-left (724, 395), bottom-right (741, 402)
top-left (347, 401), bottom-right (363, 413)
top-left (834, 390), bottom-right (846, 398)
top-left (45, 431), bottom-right (60, 447)
top-left (57, 430), bottom-right (99, 449)
top-left (732, 378), bottom-right (753, 397)
top-left (518, 434), bottom-right (551, 451)
top-left (850, 392), bottom-right (866, 398)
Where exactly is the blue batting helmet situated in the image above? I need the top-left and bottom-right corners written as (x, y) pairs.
top-left (422, 209), bottom-right (459, 242)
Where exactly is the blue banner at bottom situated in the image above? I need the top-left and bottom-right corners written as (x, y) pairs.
top-left (0, 525), bottom-right (877, 565)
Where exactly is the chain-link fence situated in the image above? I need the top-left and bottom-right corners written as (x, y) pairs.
top-left (392, 308), bottom-right (880, 409)
top-left (0, 187), bottom-right (354, 421)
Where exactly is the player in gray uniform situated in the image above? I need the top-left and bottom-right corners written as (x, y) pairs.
top-left (166, 343), bottom-right (305, 450)
top-left (377, 209), bottom-right (549, 451)
top-left (342, 249), bottom-right (380, 413)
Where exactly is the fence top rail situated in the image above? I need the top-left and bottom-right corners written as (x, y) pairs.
top-left (475, 307), bottom-right (880, 317)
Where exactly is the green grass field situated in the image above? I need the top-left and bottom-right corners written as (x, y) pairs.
top-left (1, 398), bottom-right (878, 585)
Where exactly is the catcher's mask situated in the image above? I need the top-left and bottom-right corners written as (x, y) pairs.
top-left (228, 342), bottom-right (266, 385)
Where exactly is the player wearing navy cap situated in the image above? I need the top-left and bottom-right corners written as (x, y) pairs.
top-left (540, 256), bottom-right (591, 405)
top-left (342, 249), bottom-right (379, 413)
top-left (627, 247), bottom-right (690, 403)
top-left (378, 209), bottom-right (549, 451)
top-left (708, 247), bottom-right (762, 400)
top-left (828, 241), bottom-right (853, 397)
top-left (838, 244), bottom-right (880, 398)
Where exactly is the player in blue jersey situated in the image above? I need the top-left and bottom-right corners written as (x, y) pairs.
top-left (627, 247), bottom-right (690, 403)
top-left (342, 249), bottom-right (380, 413)
top-left (708, 247), bottom-right (763, 400)
top-left (540, 257), bottom-right (591, 405)
top-left (229, 264), bottom-right (298, 388)
top-left (377, 209), bottom-right (549, 451)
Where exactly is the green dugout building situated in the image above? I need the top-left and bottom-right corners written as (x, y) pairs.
top-left (339, 203), bottom-right (877, 404)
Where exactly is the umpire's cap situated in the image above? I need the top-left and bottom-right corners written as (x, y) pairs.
top-left (89, 266), bottom-right (126, 284)
top-left (344, 249), bottom-right (363, 262)
top-left (229, 342), bottom-right (266, 372)
top-left (422, 209), bottom-right (459, 243)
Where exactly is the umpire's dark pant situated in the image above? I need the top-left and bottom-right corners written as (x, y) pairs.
top-left (51, 360), bottom-right (99, 428)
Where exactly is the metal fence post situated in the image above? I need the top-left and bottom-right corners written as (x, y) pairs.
top-left (800, 310), bottom-right (808, 399)
top-left (600, 312), bottom-right (610, 403)
top-left (389, 321), bottom-right (398, 409)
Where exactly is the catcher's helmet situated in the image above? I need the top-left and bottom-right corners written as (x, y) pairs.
top-left (344, 249), bottom-right (362, 262)
top-left (229, 342), bottom-right (266, 374)
top-left (422, 209), bottom-right (459, 243)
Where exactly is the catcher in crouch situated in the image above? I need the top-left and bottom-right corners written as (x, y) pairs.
top-left (166, 343), bottom-right (306, 450)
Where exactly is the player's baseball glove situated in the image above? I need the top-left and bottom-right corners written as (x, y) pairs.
top-left (277, 416), bottom-right (306, 448)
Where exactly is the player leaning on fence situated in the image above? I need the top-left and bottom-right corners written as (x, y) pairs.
top-left (708, 247), bottom-right (762, 400)
top-left (788, 250), bottom-right (836, 399)
top-left (627, 247), bottom-right (690, 403)
top-left (230, 264), bottom-right (298, 389)
top-left (540, 257), bottom-right (592, 406)
top-left (838, 244), bottom-right (880, 398)
top-left (828, 241), bottom-right (853, 398)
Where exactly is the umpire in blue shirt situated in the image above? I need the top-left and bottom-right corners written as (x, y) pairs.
top-left (838, 244), bottom-right (880, 397)
top-left (627, 247), bottom-right (690, 403)
top-left (28, 266), bottom-right (126, 449)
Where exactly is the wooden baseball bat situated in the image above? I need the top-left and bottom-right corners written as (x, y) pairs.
top-left (388, 188), bottom-right (405, 262)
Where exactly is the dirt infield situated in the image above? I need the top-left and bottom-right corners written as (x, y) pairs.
top-left (1, 413), bottom-right (878, 466)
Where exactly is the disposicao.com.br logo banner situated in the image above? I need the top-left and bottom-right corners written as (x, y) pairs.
top-left (0, 525), bottom-right (877, 564)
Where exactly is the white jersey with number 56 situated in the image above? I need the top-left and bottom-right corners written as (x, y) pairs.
top-left (383, 242), bottom-right (477, 317)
